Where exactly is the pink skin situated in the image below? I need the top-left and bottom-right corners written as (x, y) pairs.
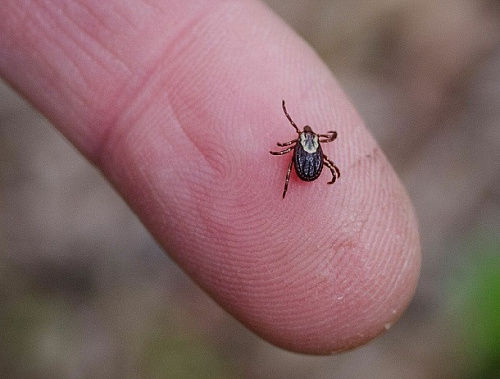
top-left (0, 0), bottom-right (420, 354)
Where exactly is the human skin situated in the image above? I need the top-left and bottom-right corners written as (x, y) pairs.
top-left (0, 0), bottom-right (421, 354)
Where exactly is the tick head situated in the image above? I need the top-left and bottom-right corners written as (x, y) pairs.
top-left (303, 125), bottom-right (313, 133)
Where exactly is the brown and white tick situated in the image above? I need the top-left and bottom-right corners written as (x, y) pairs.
top-left (270, 100), bottom-right (340, 198)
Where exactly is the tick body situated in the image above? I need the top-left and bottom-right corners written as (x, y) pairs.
top-left (270, 100), bottom-right (340, 198)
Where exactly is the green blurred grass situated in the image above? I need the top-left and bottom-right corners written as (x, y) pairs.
top-left (449, 234), bottom-right (500, 378)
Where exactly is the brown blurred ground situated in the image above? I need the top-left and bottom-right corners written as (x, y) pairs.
top-left (1, 0), bottom-right (500, 378)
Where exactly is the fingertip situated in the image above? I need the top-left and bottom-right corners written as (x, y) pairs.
top-left (1, 0), bottom-right (421, 355)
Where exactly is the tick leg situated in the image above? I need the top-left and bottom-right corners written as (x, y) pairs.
top-left (270, 145), bottom-right (294, 155)
top-left (277, 138), bottom-right (298, 147)
top-left (323, 154), bottom-right (340, 184)
top-left (282, 161), bottom-right (293, 198)
top-left (282, 100), bottom-right (301, 133)
top-left (319, 131), bottom-right (337, 143)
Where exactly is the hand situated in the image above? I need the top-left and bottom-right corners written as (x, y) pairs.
top-left (0, 0), bottom-right (420, 354)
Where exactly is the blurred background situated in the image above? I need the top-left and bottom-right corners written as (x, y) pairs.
top-left (1, 0), bottom-right (500, 377)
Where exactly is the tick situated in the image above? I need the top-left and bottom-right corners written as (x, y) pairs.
top-left (270, 100), bottom-right (340, 198)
